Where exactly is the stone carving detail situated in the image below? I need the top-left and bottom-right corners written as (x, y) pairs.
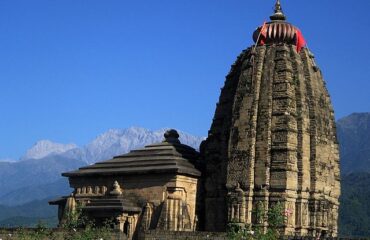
top-left (75, 185), bottom-right (107, 196)
top-left (227, 183), bottom-right (246, 224)
top-left (110, 181), bottom-right (123, 196)
top-left (102, 186), bottom-right (107, 195)
top-left (60, 194), bottom-right (76, 225)
top-left (116, 214), bottom-right (138, 239)
top-left (94, 186), bottom-right (100, 194)
top-left (141, 203), bottom-right (153, 230)
top-left (156, 188), bottom-right (193, 231)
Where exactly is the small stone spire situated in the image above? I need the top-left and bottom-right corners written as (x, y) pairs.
top-left (110, 180), bottom-right (123, 196)
top-left (270, 0), bottom-right (286, 21)
top-left (163, 129), bottom-right (181, 144)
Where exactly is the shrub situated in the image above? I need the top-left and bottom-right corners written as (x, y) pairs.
top-left (227, 202), bottom-right (286, 240)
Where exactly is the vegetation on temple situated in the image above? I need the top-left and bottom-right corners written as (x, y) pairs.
top-left (227, 202), bottom-right (286, 240)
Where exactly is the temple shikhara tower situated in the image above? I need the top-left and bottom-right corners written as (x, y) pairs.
top-left (51, 1), bottom-right (341, 238)
top-left (201, 0), bottom-right (340, 236)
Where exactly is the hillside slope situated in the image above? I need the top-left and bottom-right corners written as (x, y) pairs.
top-left (339, 172), bottom-right (370, 236)
top-left (337, 113), bottom-right (370, 174)
top-left (0, 198), bottom-right (58, 227)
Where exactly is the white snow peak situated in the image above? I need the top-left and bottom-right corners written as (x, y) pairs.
top-left (21, 140), bottom-right (78, 160)
top-left (18, 127), bottom-right (204, 163)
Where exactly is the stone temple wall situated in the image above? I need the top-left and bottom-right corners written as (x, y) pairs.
top-left (201, 43), bottom-right (340, 236)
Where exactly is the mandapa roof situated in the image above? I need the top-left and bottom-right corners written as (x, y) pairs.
top-left (62, 129), bottom-right (201, 178)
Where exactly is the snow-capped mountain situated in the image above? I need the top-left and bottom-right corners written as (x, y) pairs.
top-left (20, 127), bottom-right (204, 164)
top-left (21, 140), bottom-right (77, 161)
top-left (80, 127), bottom-right (204, 164)
top-left (82, 127), bottom-right (165, 163)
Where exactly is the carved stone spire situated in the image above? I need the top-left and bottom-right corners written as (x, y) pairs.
top-left (202, 1), bottom-right (340, 234)
top-left (110, 180), bottom-right (123, 196)
top-left (163, 129), bottom-right (181, 144)
top-left (270, 0), bottom-right (286, 21)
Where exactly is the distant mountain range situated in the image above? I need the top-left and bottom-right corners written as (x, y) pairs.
top-left (15, 127), bottom-right (204, 164)
top-left (0, 157), bottom-right (83, 206)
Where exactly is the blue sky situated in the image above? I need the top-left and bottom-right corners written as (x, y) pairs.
top-left (0, 0), bottom-right (369, 159)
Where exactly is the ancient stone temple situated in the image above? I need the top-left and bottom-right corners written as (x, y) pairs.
top-left (50, 130), bottom-right (201, 239)
top-left (51, 1), bottom-right (340, 238)
top-left (201, 0), bottom-right (340, 237)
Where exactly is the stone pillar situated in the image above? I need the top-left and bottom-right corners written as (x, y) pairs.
top-left (331, 204), bottom-right (339, 237)
top-left (141, 203), bottom-right (153, 230)
top-left (227, 183), bottom-right (246, 225)
top-left (245, 190), bottom-right (254, 225)
top-left (60, 194), bottom-right (76, 225)
top-left (157, 193), bottom-right (192, 231)
top-left (128, 216), bottom-right (137, 239)
top-left (295, 197), bottom-right (309, 235)
top-left (116, 215), bottom-right (127, 233)
top-left (252, 188), bottom-right (269, 232)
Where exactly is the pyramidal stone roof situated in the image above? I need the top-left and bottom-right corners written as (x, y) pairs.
top-left (63, 129), bottom-right (201, 177)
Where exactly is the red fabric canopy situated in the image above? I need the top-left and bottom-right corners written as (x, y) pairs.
top-left (295, 29), bottom-right (306, 52)
top-left (259, 22), bottom-right (267, 45)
